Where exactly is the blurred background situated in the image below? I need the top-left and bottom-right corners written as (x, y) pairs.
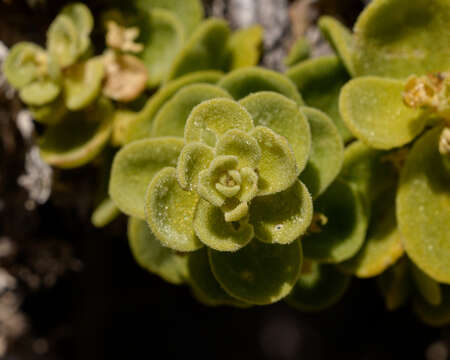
top-left (0, 0), bottom-right (449, 359)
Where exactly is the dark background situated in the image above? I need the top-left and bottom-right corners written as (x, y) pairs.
top-left (0, 0), bottom-right (448, 359)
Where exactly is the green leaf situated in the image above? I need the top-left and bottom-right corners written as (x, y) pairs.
top-left (219, 67), bottom-right (303, 105)
top-left (139, 8), bottom-right (185, 87)
top-left (184, 98), bottom-right (254, 146)
top-left (187, 248), bottom-right (247, 306)
top-left (410, 261), bottom-right (442, 306)
top-left (339, 187), bottom-right (403, 278)
top-left (63, 57), bottom-right (104, 110)
top-left (116, 70), bottom-right (223, 144)
top-left (397, 127), bottom-right (450, 284)
top-left (352, 0), bottom-right (450, 78)
top-left (302, 179), bottom-right (369, 263)
top-left (318, 16), bottom-right (355, 76)
top-left (167, 19), bottom-right (230, 81)
top-left (286, 261), bottom-right (351, 311)
top-left (91, 197), bottom-right (121, 228)
top-left (47, 14), bottom-right (81, 68)
top-left (240, 92), bottom-right (311, 174)
top-left (109, 137), bottom-right (184, 219)
top-left (61, 2), bottom-right (94, 37)
top-left (145, 167), bottom-right (204, 252)
top-left (39, 97), bottom-right (113, 169)
top-left (215, 129), bottom-right (261, 169)
top-left (133, 0), bottom-right (203, 36)
top-left (299, 107), bottom-right (344, 198)
top-left (209, 239), bottom-right (302, 305)
top-left (284, 37), bottom-right (310, 67)
top-left (287, 55), bottom-right (352, 142)
top-left (176, 142), bottom-right (215, 191)
top-left (152, 83), bottom-right (231, 137)
top-left (413, 285), bottom-right (450, 327)
top-left (250, 180), bottom-right (313, 245)
top-left (29, 96), bottom-right (67, 125)
top-left (2, 42), bottom-right (47, 89)
top-left (193, 199), bottom-right (253, 252)
top-left (225, 25), bottom-right (263, 70)
top-left (340, 76), bottom-right (428, 149)
top-left (377, 257), bottom-right (411, 311)
top-left (19, 79), bottom-right (60, 106)
top-left (128, 217), bottom-right (188, 285)
top-left (249, 126), bottom-right (298, 196)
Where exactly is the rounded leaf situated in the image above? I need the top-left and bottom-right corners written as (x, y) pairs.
top-left (139, 8), bottom-right (185, 87)
top-left (63, 57), bottom-right (104, 110)
top-left (2, 42), bottom-right (46, 89)
top-left (224, 25), bottom-right (263, 70)
top-left (29, 96), bottom-right (67, 125)
top-left (249, 126), bottom-right (298, 195)
top-left (61, 2), bottom-right (94, 37)
top-left (215, 129), bottom-right (261, 169)
top-left (377, 257), bottom-right (411, 311)
top-left (193, 199), bottom-right (253, 252)
top-left (128, 217), bottom-right (188, 285)
top-left (219, 67), bottom-right (303, 105)
top-left (19, 79), bottom-right (60, 106)
top-left (39, 98), bottom-right (113, 169)
top-left (302, 179), bottom-right (369, 263)
top-left (287, 55), bottom-right (352, 142)
top-left (152, 84), bottom-right (231, 137)
top-left (91, 197), bottom-right (120, 228)
top-left (250, 180), bottom-right (313, 245)
top-left (397, 127), bottom-right (450, 284)
top-left (47, 14), bottom-right (81, 68)
top-left (284, 37), bottom-right (310, 67)
top-left (240, 92), bottom-right (311, 173)
top-left (413, 286), bottom-right (450, 327)
top-left (185, 98), bottom-right (254, 146)
top-left (352, 0), bottom-right (450, 78)
top-left (109, 137), bottom-right (184, 219)
top-left (167, 19), bottom-right (230, 80)
top-left (209, 239), bottom-right (302, 305)
top-left (145, 167), bottom-right (203, 252)
top-left (340, 76), bottom-right (428, 149)
top-left (286, 261), bottom-right (351, 311)
top-left (410, 262), bottom-right (442, 306)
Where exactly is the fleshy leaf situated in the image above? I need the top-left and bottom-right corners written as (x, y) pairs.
top-left (29, 96), bottom-right (67, 125)
top-left (413, 286), bottom-right (450, 327)
top-left (209, 239), bottom-right (302, 305)
top-left (215, 129), bottom-right (261, 169)
top-left (145, 167), bottom-right (203, 252)
top-left (116, 70), bottom-right (223, 144)
top-left (377, 257), bottom-right (411, 311)
top-left (249, 126), bottom-right (298, 195)
top-left (176, 142), bottom-right (215, 191)
top-left (284, 37), bottom-right (310, 67)
top-left (225, 25), bottom-right (263, 70)
top-left (91, 197), bottom-right (121, 228)
top-left (340, 76), bottom-right (428, 149)
top-left (250, 180), bottom-right (312, 245)
top-left (240, 92), bottom-right (311, 173)
top-left (39, 97), bottom-right (113, 169)
top-left (339, 187), bottom-right (403, 278)
top-left (397, 127), bottom-right (450, 284)
top-left (109, 137), bottom-right (184, 219)
top-left (167, 19), bottom-right (230, 81)
top-left (187, 248), bottom-right (248, 307)
top-left (19, 79), bottom-right (60, 106)
top-left (61, 2), bottom-right (94, 38)
top-left (286, 261), bottom-right (351, 311)
top-left (193, 199), bottom-right (253, 252)
top-left (139, 8), bottom-right (185, 87)
top-left (318, 16), bottom-right (355, 76)
top-left (302, 179), bottom-right (368, 263)
top-left (287, 55), bottom-right (352, 142)
top-left (63, 57), bottom-right (104, 110)
top-left (184, 98), bottom-right (254, 146)
top-left (352, 0), bottom-right (450, 78)
top-left (128, 217), bottom-right (188, 285)
top-left (236, 167), bottom-right (258, 203)
top-left (47, 14), bottom-right (81, 68)
top-left (2, 42), bottom-right (47, 89)
top-left (133, 0), bottom-right (203, 36)
top-left (219, 67), bottom-right (303, 105)
top-left (299, 107), bottom-right (344, 198)
top-left (410, 262), bottom-right (442, 306)
top-left (152, 84), bottom-right (231, 137)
